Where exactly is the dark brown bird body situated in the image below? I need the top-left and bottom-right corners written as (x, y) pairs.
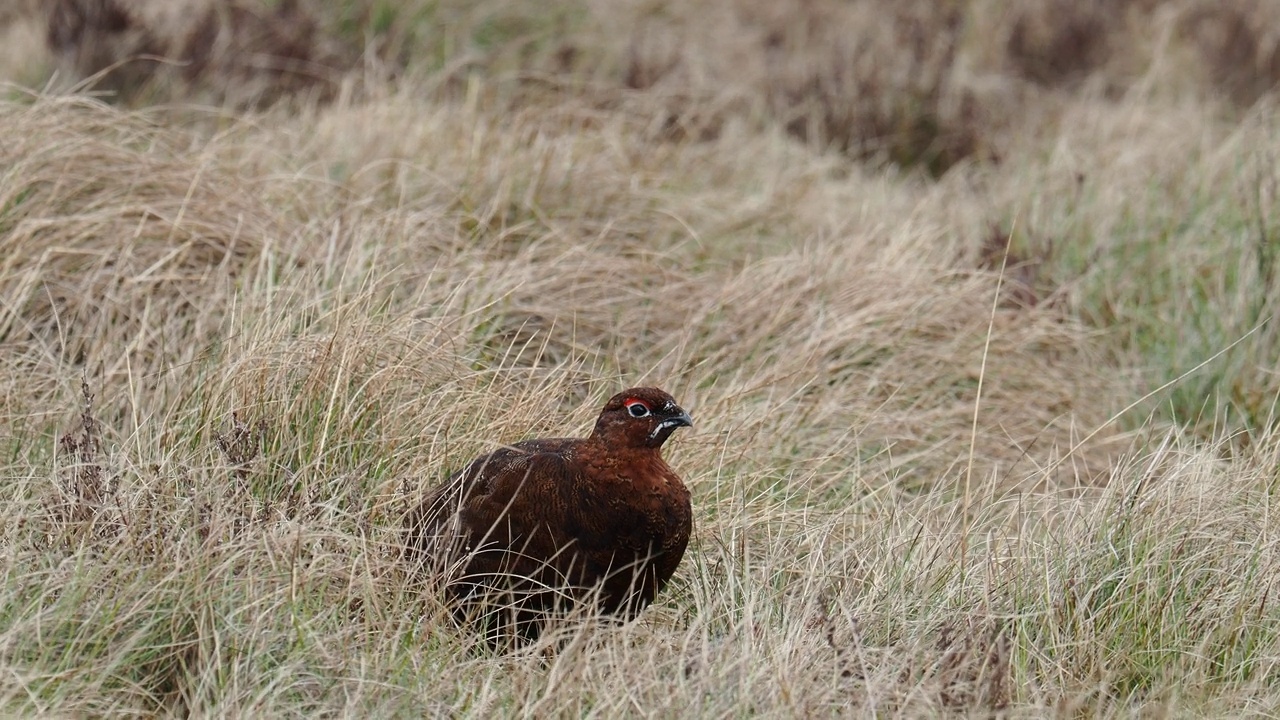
top-left (407, 387), bottom-right (693, 647)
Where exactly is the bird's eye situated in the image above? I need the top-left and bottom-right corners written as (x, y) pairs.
top-left (626, 402), bottom-right (650, 418)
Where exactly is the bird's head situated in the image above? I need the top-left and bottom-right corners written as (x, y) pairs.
top-left (593, 387), bottom-right (693, 450)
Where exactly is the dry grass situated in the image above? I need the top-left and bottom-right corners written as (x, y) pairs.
top-left (2, 1), bottom-right (1280, 716)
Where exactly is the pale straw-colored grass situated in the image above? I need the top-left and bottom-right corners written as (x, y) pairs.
top-left (2, 2), bottom-right (1280, 715)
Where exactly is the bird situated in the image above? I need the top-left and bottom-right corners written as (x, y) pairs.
top-left (405, 387), bottom-right (693, 649)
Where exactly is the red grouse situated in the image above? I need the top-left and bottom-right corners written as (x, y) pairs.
top-left (406, 387), bottom-right (694, 647)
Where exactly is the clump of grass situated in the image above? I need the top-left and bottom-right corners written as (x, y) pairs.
top-left (0, 93), bottom-right (298, 382)
top-left (984, 98), bottom-right (1280, 443)
top-left (1023, 437), bottom-right (1280, 706)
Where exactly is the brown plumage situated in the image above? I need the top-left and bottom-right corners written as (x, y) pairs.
top-left (406, 387), bottom-right (693, 648)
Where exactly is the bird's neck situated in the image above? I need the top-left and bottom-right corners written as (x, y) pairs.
top-left (586, 433), bottom-right (667, 463)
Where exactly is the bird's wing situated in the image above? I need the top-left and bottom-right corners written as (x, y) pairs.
top-left (412, 441), bottom-right (579, 559)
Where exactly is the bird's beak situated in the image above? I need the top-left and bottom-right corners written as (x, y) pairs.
top-left (664, 411), bottom-right (693, 429)
top-left (649, 409), bottom-right (694, 443)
